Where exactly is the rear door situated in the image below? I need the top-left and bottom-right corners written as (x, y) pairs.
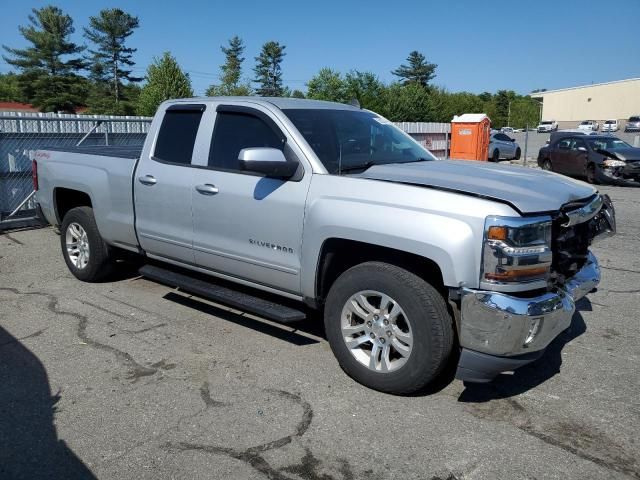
top-left (551, 137), bottom-right (572, 174)
top-left (134, 104), bottom-right (205, 263)
top-left (190, 103), bottom-right (312, 295)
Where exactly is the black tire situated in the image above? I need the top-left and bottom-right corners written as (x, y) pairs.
top-left (542, 159), bottom-right (553, 171)
top-left (324, 261), bottom-right (454, 395)
top-left (514, 148), bottom-right (521, 160)
top-left (60, 206), bottom-right (113, 282)
top-left (586, 164), bottom-right (598, 184)
top-left (491, 149), bottom-right (500, 162)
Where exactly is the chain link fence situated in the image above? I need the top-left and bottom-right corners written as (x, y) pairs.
top-left (0, 112), bottom-right (151, 231)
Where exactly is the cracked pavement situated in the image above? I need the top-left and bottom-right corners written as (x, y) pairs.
top-left (0, 184), bottom-right (639, 479)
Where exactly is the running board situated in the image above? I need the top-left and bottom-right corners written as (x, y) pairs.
top-left (138, 264), bottom-right (306, 323)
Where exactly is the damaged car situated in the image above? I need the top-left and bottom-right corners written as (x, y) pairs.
top-left (538, 134), bottom-right (640, 185)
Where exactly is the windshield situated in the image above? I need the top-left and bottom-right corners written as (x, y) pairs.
top-left (630, 117), bottom-right (640, 122)
top-left (605, 120), bottom-right (616, 124)
top-left (580, 121), bottom-right (590, 125)
top-left (541, 121), bottom-right (553, 125)
top-left (587, 137), bottom-right (631, 150)
top-left (283, 109), bottom-right (436, 174)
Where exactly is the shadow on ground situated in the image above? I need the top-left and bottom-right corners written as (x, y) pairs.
top-left (458, 298), bottom-right (591, 403)
top-left (0, 326), bottom-right (95, 479)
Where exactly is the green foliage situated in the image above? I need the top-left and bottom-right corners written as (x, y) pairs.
top-left (137, 52), bottom-right (193, 116)
top-left (391, 51), bottom-right (437, 87)
top-left (84, 8), bottom-right (141, 104)
top-left (253, 41), bottom-right (286, 96)
top-left (290, 89), bottom-right (305, 98)
top-left (2, 5), bottom-right (86, 112)
top-left (306, 68), bottom-right (349, 103)
top-left (0, 73), bottom-right (23, 102)
top-left (381, 83), bottom-right (440, 122)
top-left (344, 71), bottom-right (387, 112)
top-left (206, 36), bottom-right (252, 96)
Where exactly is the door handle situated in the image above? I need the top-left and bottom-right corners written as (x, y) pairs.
top-left (195, 184), bottom-right (219, 195)
top-left (138, 175), bottom-right (157, 186)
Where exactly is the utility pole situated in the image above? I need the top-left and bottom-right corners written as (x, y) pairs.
top-left (507, 101), bottom-right (511, 128)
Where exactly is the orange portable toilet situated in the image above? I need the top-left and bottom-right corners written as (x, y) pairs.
top-left (450, 114), bottom-right (491, 161)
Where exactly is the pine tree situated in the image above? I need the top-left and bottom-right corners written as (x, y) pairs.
top-left (391, 51), bottom-right (437, 87)
top-left (137, 52), bottom-right (193, 116)
top-left (2, 6), bottom-right (86, 112)
top-left (206, 36), bottom-right (251, 96)
top-left (84, 8), bottom-right (141, 104)
top-left (253, 41), bottom-right (286, 97)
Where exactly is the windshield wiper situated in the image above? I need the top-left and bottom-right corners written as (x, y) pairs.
top-left (339, 161), bottom-right (376, 174)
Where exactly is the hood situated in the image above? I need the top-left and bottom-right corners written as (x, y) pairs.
top-left (603, 147), bottom-right (640, 161)
top-left (356, 160), bottom-right (597, 214)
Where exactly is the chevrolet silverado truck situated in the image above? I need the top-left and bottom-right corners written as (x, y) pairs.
top-left (34, 98), bottom-right (616, 394)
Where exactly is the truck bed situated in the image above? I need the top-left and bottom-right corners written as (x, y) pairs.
top-left (43, 144), bottom-right (144, 159)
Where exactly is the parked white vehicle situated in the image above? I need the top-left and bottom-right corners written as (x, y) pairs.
top-left (500, 127), bottom-right (515, 134)
top-left (489, 132), bottom-right (521, 161)
top-left (578, 120), bottom-right (599, 132)
top-left (537, 120), bottom-right (558, 132)
top-left (602, 120), bottom-right (619, 132)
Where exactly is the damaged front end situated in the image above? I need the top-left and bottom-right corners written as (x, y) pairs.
top-left (597, 149), bottom-right (640, 184)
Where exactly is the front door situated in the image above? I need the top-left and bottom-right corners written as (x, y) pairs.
top-left (191, 104), bottom-right (311, 295)
top-left (568, 138), bottom-right (589, 176)
top-left (135, 105), bottom-right (205, 263)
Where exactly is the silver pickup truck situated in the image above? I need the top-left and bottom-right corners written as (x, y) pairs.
top-left (34, 98), bottom-right (616, 394)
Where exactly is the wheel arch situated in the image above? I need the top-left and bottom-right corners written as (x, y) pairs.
top-left (54, 187), bottom-right (93, 224)
top-left (312, 238), bottom-right (446, 306)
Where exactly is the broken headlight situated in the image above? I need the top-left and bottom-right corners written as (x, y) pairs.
top-left (481, 216), bottom-right (553, 291)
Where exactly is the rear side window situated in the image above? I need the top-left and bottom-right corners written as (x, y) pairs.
top-left (154, 107), bottom-right (204, 164)
top-left (209, 112), bottom-right (283, 171)
top-left (557, 139), bottom-right (571, 149)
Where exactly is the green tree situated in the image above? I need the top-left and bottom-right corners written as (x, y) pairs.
top-left (2, 5), bottom-right (86, 112)
top-left (253, 41), bottom-right (286, 96)
top-left (290, 89), bottom-right (305, 98)
top-left (84, 8), bottom-right (141, 105)
top-left (382, 83), bottom-right (438, 122)
top-left (0, 73), bottom-right (23, 102)
top-left (391, 51), bottom-right (437, 87)
top-left (206, 36), bottom-right (251, 96)
top-left (306, 68), bottom-right (348, 103)
top-left (137, 52), bottom-right (193, 116)
top-left (344, 71), bottom-right (387, 112)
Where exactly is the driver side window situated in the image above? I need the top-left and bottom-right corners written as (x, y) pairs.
top-left (557, 139), bottom-right (571, 150)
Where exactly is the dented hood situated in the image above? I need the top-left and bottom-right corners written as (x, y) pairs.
top-left (357, 160), bottom-right (597, 214)
top-left (599, 147), bottom-right (640, 161)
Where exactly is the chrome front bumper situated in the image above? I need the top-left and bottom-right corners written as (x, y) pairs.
top-left (458, 251), bottom-right (600, 358)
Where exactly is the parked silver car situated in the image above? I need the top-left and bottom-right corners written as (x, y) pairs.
top-left (489, 131), bottom-right (521, 161)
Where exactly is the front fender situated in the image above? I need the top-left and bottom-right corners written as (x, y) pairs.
top-left (300, 175), bottom-right (519, 299)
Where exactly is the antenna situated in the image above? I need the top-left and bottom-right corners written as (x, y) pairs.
top-left (349, 98), bottom-right (361, 109)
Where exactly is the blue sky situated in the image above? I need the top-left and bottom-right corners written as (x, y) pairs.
top-left (1, 0), bottom-right (638, 96)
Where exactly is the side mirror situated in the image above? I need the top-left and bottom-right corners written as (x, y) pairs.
top-left (510, 138), bottom-right (515, 142)
top-left (577, 146), bottom-right (587, 152)
top-left (238, 147), bottom-right (298, 179)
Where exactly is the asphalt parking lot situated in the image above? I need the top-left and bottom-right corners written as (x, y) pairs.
top-left (1, 184), bottom-right (639, 480)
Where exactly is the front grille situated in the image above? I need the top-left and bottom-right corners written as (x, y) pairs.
top-left (552, 219), bottom-right (590, 281)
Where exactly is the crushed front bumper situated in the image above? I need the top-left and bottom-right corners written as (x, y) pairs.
top-left (455, 252), bottom-right (600, 383)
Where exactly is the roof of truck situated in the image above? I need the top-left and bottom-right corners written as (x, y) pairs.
top-left (166, 96), bottom-right (361, 111)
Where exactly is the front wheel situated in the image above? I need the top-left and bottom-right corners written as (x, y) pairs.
top-left (514, 148), bottom-right (521, 160)
top-left (60, 206), bottom-right (113, 282)
top-left (542, 159), bottom-right (553, 171)
top-left (324, 262), bottom-right (453, 394)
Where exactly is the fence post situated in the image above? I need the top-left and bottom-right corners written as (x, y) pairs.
top-left (523, 125), bottom-right (528, 167)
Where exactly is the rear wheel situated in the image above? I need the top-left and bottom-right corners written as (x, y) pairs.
top-left (324, 262), bottom-right (453, 394)
top-left (491, 149), bottom-right (500, 162)
top-left (60, 206), bottom-right (113, 282)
